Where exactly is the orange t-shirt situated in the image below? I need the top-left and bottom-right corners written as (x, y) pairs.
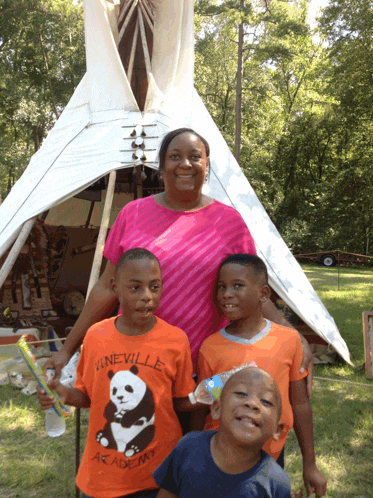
top-left (74, 316), bottom-right (196, 498)
top-left (198, 320), bottom-right (307, 460)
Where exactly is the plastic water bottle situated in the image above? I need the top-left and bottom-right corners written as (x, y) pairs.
top-left (45, 407), bottom-right (66, 437)
top-left (44, 353), bottom-right (79, 438)
top-left (189, 361), bottom-right (257, 405)
top-left (45, 369), bottom-right (66, 437)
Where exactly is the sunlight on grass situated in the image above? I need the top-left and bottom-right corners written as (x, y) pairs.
top-left (286, 377), bottom-right (373, 497)
top-left (301, 264), bottom-right (373, 369)
top-left (0, 385), bottom-right (88, 497)
top-left (0, 265), bottom-right (372, 497)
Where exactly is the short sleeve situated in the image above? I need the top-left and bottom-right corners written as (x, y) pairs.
top-left (153, 444), bottom-right (181, 495)
top-left (173, 335), bottom-right (196, 398)
top-left (103, 206), bottom-right (127, 265)
top-left (289, 333), bottom-right (308, 382)
top-left (197, 350), bottom-right (214, 383)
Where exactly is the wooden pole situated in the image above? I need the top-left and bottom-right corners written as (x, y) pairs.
top-left (118, 0), bottom-right (139, 44)
top-left (138, 8), bottom-right (152, 77)
top-left (86, 171), bottom-right (117, 298)
top-left (75, 406), bottom-right (81, 498)
top-left (0, 217), bottom-right (37, 289)
top-left (75, 171), bottom-right (116, 497)
top-left (139, 0), bottom-right (154, 32)
top-left (127, 18), bottom-right (140, 83)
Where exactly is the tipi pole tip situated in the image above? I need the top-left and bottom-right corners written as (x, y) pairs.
top-left (0, 217), bottom-right (37, 289)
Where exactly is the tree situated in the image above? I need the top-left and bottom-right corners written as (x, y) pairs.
top-left (0, 0), bottom-right (85, 200)
top-left (194, 0), bottom-right (372, 254)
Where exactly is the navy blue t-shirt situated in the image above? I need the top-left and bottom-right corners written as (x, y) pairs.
top-left (154, 431), bottom-right (291, 498)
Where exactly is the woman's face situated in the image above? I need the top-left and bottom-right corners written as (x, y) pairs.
top-left (162, 132), bottom-right (209, 195)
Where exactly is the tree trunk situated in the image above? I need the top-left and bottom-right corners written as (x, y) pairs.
top-left (234, 0), bottom-right (244, 163)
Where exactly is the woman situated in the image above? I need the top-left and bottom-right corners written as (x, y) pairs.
top-left (47, 128), bottom-right (311, 381)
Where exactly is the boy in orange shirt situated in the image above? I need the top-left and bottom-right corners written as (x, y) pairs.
top-left (197, 254), bottom-right (327, 498)
top-left (37, 248), bottom-right (196, 498)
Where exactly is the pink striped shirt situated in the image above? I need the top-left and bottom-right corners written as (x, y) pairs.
top-left (103, 196), bottom-right (256, 368)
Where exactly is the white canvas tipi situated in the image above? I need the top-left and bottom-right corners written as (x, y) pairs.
top-left (0, 0), bottom-right (351, 363)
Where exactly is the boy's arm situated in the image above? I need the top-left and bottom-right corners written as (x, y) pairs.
top-left (172, 398), bottom-right (210, 430)
top-left (190, 405), bottom-right (210, 431)
top-left (263, 299), bottom-right (314, 397)
top-left (156, 489), bottom-right (178, 498)
top-left (173, 397), bottom-right (202, 412)
top-left (290, 378), bottom-right (327, 498)
top-left (37, 380), bottom-right (90, 409)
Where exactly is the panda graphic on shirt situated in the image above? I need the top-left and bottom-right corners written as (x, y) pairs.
top-left (96, 365), bottom-right (155, 458)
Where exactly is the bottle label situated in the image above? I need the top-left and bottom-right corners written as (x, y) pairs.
top-left (206, 375), bottom-right (224, 401)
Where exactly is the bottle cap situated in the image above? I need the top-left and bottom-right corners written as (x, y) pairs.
top-left (188, 392), bottom-right (196, 404)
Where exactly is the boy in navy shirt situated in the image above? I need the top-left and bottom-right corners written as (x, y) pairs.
top-left (154, 367), bottom-right (291, 498)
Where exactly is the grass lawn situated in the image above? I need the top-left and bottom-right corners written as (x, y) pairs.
top-left (285, 264), bottom-right (373, 498)
top-left (0, 263), bottom-right (372, 497)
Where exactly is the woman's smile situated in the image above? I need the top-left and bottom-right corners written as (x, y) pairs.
top-left (162, 132), bottom-right (208, 193)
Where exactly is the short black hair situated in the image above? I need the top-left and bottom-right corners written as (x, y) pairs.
top-left (116, 248), bottom-right (160, 275)
top-left (218, 254), bottom-right (268, 285)
top-left (158, 128), bottom-right (210, 173)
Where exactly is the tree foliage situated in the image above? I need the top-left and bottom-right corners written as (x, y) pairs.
top-left (0, 0), bottom-right (85, 200)
top-left (1, 0), bottom-right (371, 255)
top-left (195, 0), bottom-right (372, 255)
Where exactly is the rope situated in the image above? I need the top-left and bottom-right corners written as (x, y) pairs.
top-left (314, 376), bottom-right (373, 388)
top-left (0, 337), bottom-right (66, 348)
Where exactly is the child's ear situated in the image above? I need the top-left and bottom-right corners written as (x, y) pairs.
top-left (260, 284), bottom-right (270, 303)
top-left (210, 399), bottom-right (221, 421)
top-left (272, 421), bottom-right (284, 442)
top-left (110, 276), bottom-right (118, 297)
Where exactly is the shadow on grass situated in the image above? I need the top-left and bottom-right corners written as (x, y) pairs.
top-left (286, 380), bottom-right (373, 498)
top-left (0, 385), bottom-right (87, 498)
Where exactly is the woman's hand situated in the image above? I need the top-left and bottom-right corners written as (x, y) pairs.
top-left (43, 350), bottom-right (72, 381)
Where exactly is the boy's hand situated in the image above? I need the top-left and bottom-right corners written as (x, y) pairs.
top-left (303, 463), bottom-right (327, 498)
top-left (36, 380), bottom-right (67, 410)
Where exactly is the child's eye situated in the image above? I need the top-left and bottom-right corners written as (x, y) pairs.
top-left (217, 284), bottom-right (225, 290)
top-left (130, 285), bottom-right (140, 291)
top-left (150, 285), bottom-right (160, 291)
top-left (191, 155), bottom-right (201, 161)
top-left (234, 391), bottom-right (247, 397)
top-left (169, 154), bottom-right (179, 160)
top-left (234, 284), bottom-right (243, 289)
top-left (261, 399), bottom-right (273, 406)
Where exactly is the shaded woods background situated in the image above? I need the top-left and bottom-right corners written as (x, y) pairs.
top-left (1, 0), bottom-right (372, 255)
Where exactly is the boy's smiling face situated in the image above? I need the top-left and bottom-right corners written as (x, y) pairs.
top-left (217, 263), bottom-right (270, 322)
top-left (211, 368), bottom-right (283, 449)
top-left (111, 257), bottom-right (162, 329)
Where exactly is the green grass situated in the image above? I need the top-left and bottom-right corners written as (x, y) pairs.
top-left (301, 263), bottom-right (373, 373)
top-left (0, 385), bottom-right (88, 498)
top-left (0, 264), bottom-right (372, 497)
top-left (285, 264), bottom-right (373, 497)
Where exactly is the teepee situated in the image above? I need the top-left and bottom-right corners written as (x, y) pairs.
top-left (0, 0), bottom-right (351, 364)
